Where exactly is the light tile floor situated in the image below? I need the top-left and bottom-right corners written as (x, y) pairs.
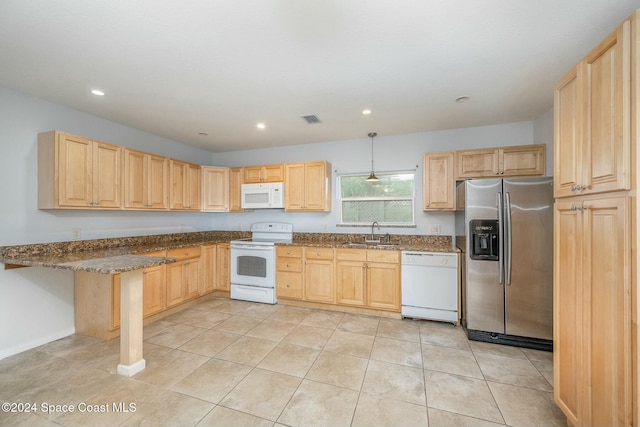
top-left (0, 296), bottom-right (566, 427)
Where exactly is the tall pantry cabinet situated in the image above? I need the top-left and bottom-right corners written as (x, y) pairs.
top-left (553, 10), bottom-right (637, 427)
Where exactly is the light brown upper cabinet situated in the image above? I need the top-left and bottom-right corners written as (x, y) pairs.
top-left (243, 164), bottom-right (284, 183)
top-left (455, 144), bottom-right (545, 179)
top-left (423, 152), bottom-right (455, 210)
top-left (201, 166), bottom-right (229, 212)
top-left (554, 19), bottom-right (631, 199)
top-left (228, 167), bottom-right (244, 212)
top-left (123, 148), bottom-right (169, 210)
top-left (38, 130), bottom-right (122, 209)
top-left (285, 161), bottom-right (332, 212)
top-left (169, 160), bottom-right (201, 211)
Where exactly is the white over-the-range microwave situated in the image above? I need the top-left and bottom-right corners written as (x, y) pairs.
top-left (240, 182), bottom-right (285, 209)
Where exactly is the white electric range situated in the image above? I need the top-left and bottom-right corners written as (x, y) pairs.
top-left (230, 222), bottom-right (293, 304)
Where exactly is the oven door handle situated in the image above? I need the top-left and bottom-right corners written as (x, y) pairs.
top-left (231, 244), bottom-right (274, 250)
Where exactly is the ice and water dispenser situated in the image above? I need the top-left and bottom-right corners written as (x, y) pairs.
top-left (469, 219), bottom-right (499, 261)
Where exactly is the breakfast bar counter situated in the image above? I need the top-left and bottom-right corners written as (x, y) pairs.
top-left (0, 250), bottom-right (177, 377)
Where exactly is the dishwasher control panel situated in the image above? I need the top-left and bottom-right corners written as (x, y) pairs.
top-left (401, 252), bottom-right (458, 267)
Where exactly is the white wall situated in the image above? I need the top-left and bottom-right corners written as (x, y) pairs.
top-left (0, 86), bottom-right (554, 359)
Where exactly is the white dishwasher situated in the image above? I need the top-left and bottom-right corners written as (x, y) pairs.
top-left (401, 251), bottom-right (459, 324)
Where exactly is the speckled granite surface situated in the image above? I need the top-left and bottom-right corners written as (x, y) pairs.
top-left (0, 231), bottom-right (250, 273)
top-left (0, 230), bottom-right (456, 273)
top-left (286, 233), bottom-right (457, 253)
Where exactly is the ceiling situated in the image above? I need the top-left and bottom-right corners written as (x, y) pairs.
top-left (0, 1), bottom-right (637, 153)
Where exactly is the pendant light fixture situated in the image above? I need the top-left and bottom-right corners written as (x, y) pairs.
top-left (366, 132), bottom-right (379, 182)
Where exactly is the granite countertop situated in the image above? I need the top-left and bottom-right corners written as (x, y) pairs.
top-left (0, 247), bottom-right (178, 274)
top-left (0, 230), bottom-right (249, 274)
top-left (283, 232), bottom-right (459, 253)
top-left (0, 230), bottom-right (458, 273)
top-left (278, 240), bottom-right (458, 253)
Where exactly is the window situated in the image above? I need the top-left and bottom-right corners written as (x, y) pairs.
top-left (339, 172), bottom-right (415, 225)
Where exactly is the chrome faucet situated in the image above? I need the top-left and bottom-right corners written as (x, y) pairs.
top-left (369, 221), bottom-right (380, 242)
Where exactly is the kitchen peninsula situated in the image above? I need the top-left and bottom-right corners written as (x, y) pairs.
top-left (0, 231), bottom-right (248, 376)
top-left (1, 250), bottom-right (171, 377)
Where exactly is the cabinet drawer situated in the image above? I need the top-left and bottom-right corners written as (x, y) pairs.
top-left (304, 247), bottom-right (334, 260)
top-left (276, 271), bottom-right (303, 299)
top-left (336, 248), bottom-right (367, 261)
top-left (276, 246), bottom-right (303, 258)
top-left (167, 246), bottom-right (201, 260)
top-left (277, 257), bottom-right (303, 272)
top-left (367, 249), bottom-right (400, 263)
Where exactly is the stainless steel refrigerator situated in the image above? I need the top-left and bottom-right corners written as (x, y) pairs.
top-left (457, 177), bottom-right (554, 350)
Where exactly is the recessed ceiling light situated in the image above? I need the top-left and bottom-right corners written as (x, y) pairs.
top-left (257, 123), bottom-right (266, 130)
top-left (456, 96), bottom-right (470, 103)
top-left (90, 89), bottom-right (105, 96)
top-left (362, 109), bottom-right (372, 115)
top-left (198, 132), bottom-right (208, 136)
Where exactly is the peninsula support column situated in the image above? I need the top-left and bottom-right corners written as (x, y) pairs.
top-left (116, 269), bottom-right (145, 376)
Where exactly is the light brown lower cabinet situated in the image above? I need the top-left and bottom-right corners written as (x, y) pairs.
top-left (276, 246), bottom-right (304, 300)
top-left (216, 243), bottom-right (230, 291)
top-left (304, 247), bottom-right (335, 303)
top-left (276, 246), bottom-right (401, 313)
top-left (75, 250), bottom-right (167, 339)
top-left (141, 251), bottom-right (167, 317)
top-left (166, 246), bottom-right (201, 308)
top-left (201, 244), bottom-right (217, 295)
top-left (335, 249), bottom-right (400, 311)
top-left (554, 196), bottom-right (631, 427)
top-left (75, 243), bottom-right (234, 339)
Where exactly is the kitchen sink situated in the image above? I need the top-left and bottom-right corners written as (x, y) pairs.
top-left (340, 242), bottom-right (399, 249)
top-left (341, 242), bottom-right (368, 248)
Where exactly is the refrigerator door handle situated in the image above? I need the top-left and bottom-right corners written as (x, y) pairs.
top-left (497, 192), bottom-right (504, 285)
top-left (504, 192), bottom-right (512, 286)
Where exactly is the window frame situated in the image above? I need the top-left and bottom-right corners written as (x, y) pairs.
top-left (337, 170), bottom-right (416, 227)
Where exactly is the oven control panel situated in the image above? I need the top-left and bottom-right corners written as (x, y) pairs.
top-left (250, 222), bottom-right (293, 233)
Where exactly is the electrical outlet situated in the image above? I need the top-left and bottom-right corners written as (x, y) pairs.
top-left (72, 228), bottom-right (81, 239)
top-left (429, 225), bottom-right (441, 235)
top-left (323, 223), bottom-right (328, 232)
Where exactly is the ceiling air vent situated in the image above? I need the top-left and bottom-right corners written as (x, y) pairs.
top-left (301, 115), bottom-right (321, 124)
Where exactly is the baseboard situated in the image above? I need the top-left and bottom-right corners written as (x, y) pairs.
top-left (0, 327), bottom-right (76, 360)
